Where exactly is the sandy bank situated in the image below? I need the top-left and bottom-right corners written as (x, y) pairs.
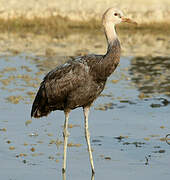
top-left (0, 0), bottom-right (170, 24)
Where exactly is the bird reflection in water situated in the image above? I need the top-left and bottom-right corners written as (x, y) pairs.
top-left (62, 172), bottom-right (95, 180)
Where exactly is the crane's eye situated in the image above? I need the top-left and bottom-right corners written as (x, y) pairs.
top-left (114, 13), bottom-right (118, 16)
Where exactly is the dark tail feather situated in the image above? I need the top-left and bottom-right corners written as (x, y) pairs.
top-left (31, 84), bottom-right (51, 118)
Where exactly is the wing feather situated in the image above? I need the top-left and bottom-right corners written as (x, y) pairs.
top-left (31, 55), bottom-right (103, 117)
top-left (43, 58), bottom-right (88, 106)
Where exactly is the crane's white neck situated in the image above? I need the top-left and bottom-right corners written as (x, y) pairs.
top-left (104, 22), bottom-right (117, 45)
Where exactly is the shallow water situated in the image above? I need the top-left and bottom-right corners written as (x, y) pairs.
top-left (0, 40), bottom-right (170, 180)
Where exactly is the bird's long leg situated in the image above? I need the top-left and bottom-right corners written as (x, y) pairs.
top-left (91, 173), bottom-right (95, 180)
top-left (62, 171), bottom-right (66, 180)
top-left (83, 106), bottom-right (95, 174)
top-left (62, 109), bottom-right (70, 173)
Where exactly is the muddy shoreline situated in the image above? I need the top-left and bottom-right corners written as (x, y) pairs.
top-left (0, 30), bottom-right (169, 57)
top-left (0, 1), bottom-right (169, 57)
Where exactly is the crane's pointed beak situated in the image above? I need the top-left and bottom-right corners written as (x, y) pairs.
top-left (121, 17), bottom-right (137, 25)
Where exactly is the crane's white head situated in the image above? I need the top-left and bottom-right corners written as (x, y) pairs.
top-left (102, 8), bottom-right (137, 44)
top-left (102, 8), bottom-right (137, 26)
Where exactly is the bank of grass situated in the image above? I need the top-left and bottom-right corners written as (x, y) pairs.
top-left (0, 16), bottom-right (100, 37)
top-left (0, 16), bottom-right (169, 37)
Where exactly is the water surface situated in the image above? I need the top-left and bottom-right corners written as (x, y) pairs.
top-left (0, 33), bottom-right (170, 180)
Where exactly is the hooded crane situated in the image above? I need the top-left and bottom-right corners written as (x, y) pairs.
top-left (31, 8), bottom-right (137, 174)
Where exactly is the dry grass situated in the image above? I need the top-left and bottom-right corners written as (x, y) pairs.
top-left (0, 15), bottom-right (169, 38)
top-left (119, 22), bottom-right (170, 34)
top-left (0, 0), bottom-right (169, 36)
top-left (0, 16), bottom-right (100, 37)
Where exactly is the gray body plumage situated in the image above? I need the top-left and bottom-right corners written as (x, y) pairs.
top-left (31, 38), bottom-right (121, 118)
top-left (30, 7), bottom-right (137, 174)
